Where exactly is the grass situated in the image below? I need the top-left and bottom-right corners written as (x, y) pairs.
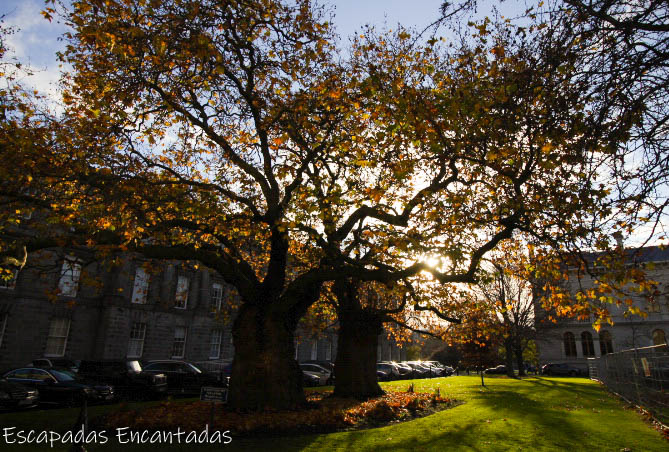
top-left (0, 376), bottom-right (665, 451)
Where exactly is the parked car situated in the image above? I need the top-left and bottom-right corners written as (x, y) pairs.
top-left (28, 358), bottom-right (80, 374)
top-left (2, 368), bottom-right (113, 406)
top-left (375, 368), bottom-right (391, 381)
top-left (423, 361), bottom-right (449, 376)
top-left (143, 360), bottom-right (226, 395)
top-left (541, 363), bottom-right (586, 377)
top-left (196, 360), bottom-right (232, 381)
top-left (484, 365), bottom-right (508, 375)
top-left (77, 360), bottom-right (167, 399)
top-left (302, 360), bottom-right (334, 373)
top-left (302, 371), bottom-right (321, 387)
top-left (392, 362), bottom-right (414, 377)
top-left (442, 365), bottom-right (455, 376)
top-left (377, 362), bottom-right (401, 380)
top-left (299, 363), bottom-right (332, 385)
top-left (405, 361), bottom-right (431, 378)
top-left (0, 379), bottom-right (39, 410)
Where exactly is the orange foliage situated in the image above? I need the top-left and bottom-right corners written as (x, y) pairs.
top-left (100, 391), bottom-right (457, 436)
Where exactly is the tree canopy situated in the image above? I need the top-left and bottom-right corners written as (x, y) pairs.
top-left (0, 0), bottom-right (642, 409)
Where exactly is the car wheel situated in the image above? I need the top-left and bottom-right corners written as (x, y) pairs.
top-left (569, 371), bottom-right (577, 377)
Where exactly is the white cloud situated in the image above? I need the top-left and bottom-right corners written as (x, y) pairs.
top-left (2, 0), bottom-right (70, 100)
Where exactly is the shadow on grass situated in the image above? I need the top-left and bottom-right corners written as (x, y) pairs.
top-left (524, 377), bottom-right (605, 399)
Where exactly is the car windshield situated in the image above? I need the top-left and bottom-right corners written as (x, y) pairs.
top-left (127, 361), bottom-right (142, 372)
top-left (186, 363), bottom-right (202, 374)
top-left (50, 370), bottom-right (76, 382)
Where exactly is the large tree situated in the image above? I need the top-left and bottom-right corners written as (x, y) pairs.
top-left (305, 15), bottom-right (617, 395)
top-left (3, 0), bottom-right (625, 410)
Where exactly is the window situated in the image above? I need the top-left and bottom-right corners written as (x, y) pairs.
top-left (599, 330), bottom-right (614, 355)
top-left (30, 369), bottom-right (54, 382)
top-left (5, 368), bottom-right (32, 380)
top-left (0, 268), bottom-right (18, 290)
top-left (581, 331), bottom-right (595, 356)
top-left (652, 329), bottom-right (667, 346)
top-left (210, 283), bottom-right (223, 312)
top-left (563, 332), bottom-right (577, 357)
top-left (310, 341), bottom-right (318, 360)
top-left (131, 267), bottom-right (150, 304)
top-left (127, 322), bottom-right (146, 358)
top-left (44, 318), bottom-right (70, 357)
top-left (172, 326), bottom-right (187, 358)
top-left (58, 256), bottom-right (81, 297)
top-left (209, 329), bottom-right (222, 359)
top-left (0, 314), bottom-right (7, 347)
top-left (324, 340), bottom-right (332, 361)
top-left (174, 276), bottom-right (189, 309)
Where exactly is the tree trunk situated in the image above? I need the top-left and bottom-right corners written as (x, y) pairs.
top-left (514, 341), bottom-right (526, 377)
top-left (505, 340), bottom-right (515, 378)
top-left (332, 279), bottom-right (384, 399)
top-left (334, 311), bottom-right (385, 399)
top-left (227, 303), bottom-right (305, 410)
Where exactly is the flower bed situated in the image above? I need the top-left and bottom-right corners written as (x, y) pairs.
top-left (97, 391), bottom-right (460, 437)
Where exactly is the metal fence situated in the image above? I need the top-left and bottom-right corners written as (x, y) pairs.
top-left (588, 344), bottom-right (669, 425)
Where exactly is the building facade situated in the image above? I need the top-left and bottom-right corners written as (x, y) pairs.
top-left (0, 249), bottom-right (406, 370)
top-left (535, 246), bottom-right (669, 371)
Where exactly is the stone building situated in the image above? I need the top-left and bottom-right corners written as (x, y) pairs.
top-left (0, 248), bottom-right (406, 370)
top-left (0, 248), bottom-right (239, 370)
top-left (535, 246), bottom-right (669, 371)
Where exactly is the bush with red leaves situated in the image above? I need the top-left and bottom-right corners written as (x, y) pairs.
top-left (98, 391), bottom-right (458, 436)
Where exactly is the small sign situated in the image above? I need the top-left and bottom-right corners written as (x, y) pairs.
top-left (200, 386), bottom-right (228, 402)
top-left (640, 358), bottom-right (651, 377)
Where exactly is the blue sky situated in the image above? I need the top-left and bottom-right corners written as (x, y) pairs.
top-left (0, 0), bottom-right (450, 94)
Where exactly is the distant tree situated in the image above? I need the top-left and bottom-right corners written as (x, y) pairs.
top-left (437, 0), bottom-right (669, 330)
top-left (473, 241), bottom-right (536, 377)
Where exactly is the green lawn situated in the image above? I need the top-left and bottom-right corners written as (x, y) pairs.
top-left (0, 376), bottom-right (665, 451)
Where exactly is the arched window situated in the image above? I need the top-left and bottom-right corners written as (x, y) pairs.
top-left (581, 332), bottom-right (595, 356)
top-left (652, 329), bottom-right (666, 345)
top-left (599, 331), bottom-right (613, 355)
top-left (564, 332), bottom-right (577, 357)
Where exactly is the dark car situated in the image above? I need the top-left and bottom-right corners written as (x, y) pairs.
top-left (376, 368), bottom-right (391, 381)
top-left (484, 365), bottom-right (508, 375)
top-left (541, 363), bottom-right (586, 377)
top-left (302, 360), bottom-right (335, 373)
top-left (405, 362), bottom-right (430, 378)
top-left (299, 363), bottom-right (332, 385)
top-left (302, 371), bottom-right (320, 387)
top-left (392, 362), bottom-right (414, 378)
top-left (28, 358), bottom-right (80, 374)
top-left (0, 379), bottom-right (39, 410)
top-left (3, 368), bottom-right (113, 406)
top-left (143, 360), bottom-right (226, 395)
top-left (377, 362), bottom-right (401, 380)
top-left (423, 361), bottom-right (449, 376)
top-left (77, 360), bottom-right (167, 400)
